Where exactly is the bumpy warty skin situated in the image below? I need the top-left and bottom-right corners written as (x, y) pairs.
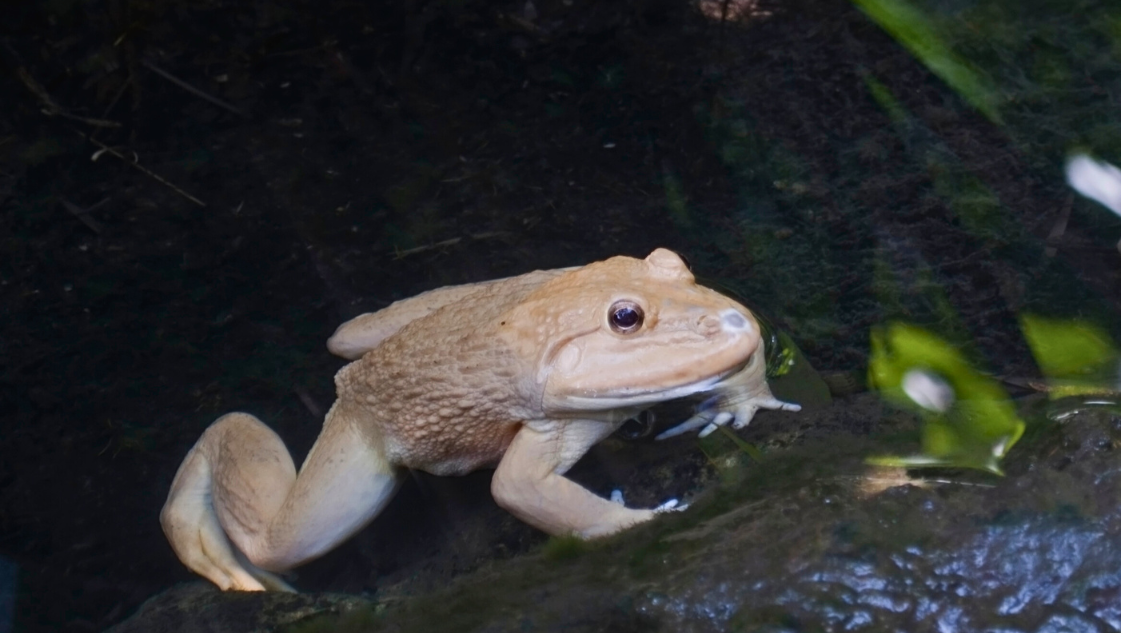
top-left (338, 274), bottom-right (546, 476)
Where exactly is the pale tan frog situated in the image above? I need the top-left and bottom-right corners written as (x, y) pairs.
top-left (160, 249), bottom-right (799, 591)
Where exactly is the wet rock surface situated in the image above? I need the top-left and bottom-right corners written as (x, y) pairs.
top-left (104, 583), bottom-right (375, 633)
top-left (110, 396), bottom-right (1121, 632)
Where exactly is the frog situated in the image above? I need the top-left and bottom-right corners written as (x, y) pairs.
top-left (159, 248), bottom-right (800, 591)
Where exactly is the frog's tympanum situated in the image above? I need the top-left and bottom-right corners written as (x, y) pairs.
top-left (161, 249), bottom-right (799, 591)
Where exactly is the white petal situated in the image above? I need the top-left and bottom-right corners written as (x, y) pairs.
top-left (1066, 154), bottom-right (1121, 216)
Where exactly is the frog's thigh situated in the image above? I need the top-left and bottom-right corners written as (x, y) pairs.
top-left (162, 403), bottom-right (398, 589)
top-left (491, 421), bottom-right (655, 539)
top-left (161, 415), bottom-right (295, 591)
top-left (223, 400), bottom-right (399, 572)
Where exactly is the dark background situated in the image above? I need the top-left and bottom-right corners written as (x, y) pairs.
top-left (2, 0), bottom-right (1119, 630)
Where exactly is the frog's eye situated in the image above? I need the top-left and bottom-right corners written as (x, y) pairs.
top-left (608, 300), bottom-right (644, 334)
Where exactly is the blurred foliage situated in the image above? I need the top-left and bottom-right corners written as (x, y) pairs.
top-left (868, 323), bottom-right (1025, 474)
top-left (887, 0), bottom-right (1121, 162)
top-left (1021, 315), bottom-right (1117, 378)
top-left (853, 0), bottom-right (1003, 123)
top-left (863, 73), bottom-right (1019, 245)
top-left (1021, 314), bottom-right (1120, 399)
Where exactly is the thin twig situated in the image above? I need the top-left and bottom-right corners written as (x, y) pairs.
top-left (60, 197), bottom-right (110, 234)
top-left (441, 172), bottom-right (481, 183)
top-left (15, 67), bottom-right (121, 128)
top-left (394, 236), bottom-right (463, 258)
top-left (142, 59), bottom-right (249, 118)
top-left (81, 133), bottom-right (207, 207)
top-left (294, 386), bottom-right (323, 419)
top-left (1044, 194), bottom-right (1073, 258)
top-left (392, 231), bottom-right (510, 259)
top-left (99, 72), bottom-right (132, 122)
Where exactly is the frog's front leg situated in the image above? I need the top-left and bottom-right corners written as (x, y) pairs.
top-left (491, 419), bottom-right (658, 538)
top-left (160, 400), bottom-right (399, 591)
top-left (656, 347), bottom-right (801, 440)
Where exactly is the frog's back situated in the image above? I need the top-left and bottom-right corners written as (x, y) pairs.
top-left (336, 272), bottom-right (553, 476)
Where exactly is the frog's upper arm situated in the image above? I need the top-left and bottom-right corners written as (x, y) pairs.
top-left (327, 269), bottom-right (571, 360)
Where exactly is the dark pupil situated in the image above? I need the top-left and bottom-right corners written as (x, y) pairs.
top-left (613, 307), bottom-right (639, 328)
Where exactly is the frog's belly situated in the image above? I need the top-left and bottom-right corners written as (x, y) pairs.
top-left (382, 419), bottom-right (522, 476)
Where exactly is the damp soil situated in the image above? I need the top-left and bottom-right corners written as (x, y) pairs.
top-left (1, 0), bottom-right (1119, 631)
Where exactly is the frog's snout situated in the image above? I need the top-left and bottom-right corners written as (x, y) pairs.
top-left (695, 308), bottom-right (754, 338)
top-left (720, 309), bottom-right (752, 333)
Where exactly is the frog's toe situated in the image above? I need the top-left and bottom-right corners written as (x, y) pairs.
top-left (730, 397), bottom-right (801, 429)
top-left (729, 406), bottom-right (760, 430)
top-left (770, 398), bottom-right (802, 413)
top-left (656, 396), bottom-right (801, 440)
top-left (608, 489), bottom-right (683, 514)
top-left (654, 414), bottom-right (712, 440)
top-left (697, 423), bottom-right (718, 438)
top-left (653, 498), bottom-right (687, 513)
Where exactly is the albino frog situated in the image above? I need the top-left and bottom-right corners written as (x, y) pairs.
top-left (160, 249), bottom-right (799, 591)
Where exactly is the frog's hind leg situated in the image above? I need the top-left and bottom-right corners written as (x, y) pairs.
top-left (160, 401), bottom-right (398, 591)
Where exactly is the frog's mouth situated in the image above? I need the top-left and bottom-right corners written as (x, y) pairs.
top-left (546, 359), bottom-right (750, 412)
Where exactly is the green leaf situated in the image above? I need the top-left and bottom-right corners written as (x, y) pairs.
top-left (852, 0), bottom-right (1003, 124)
top-left (868, 323), bottom-right (1024, 474)
top-left (1020, 314), bottom-right (1117, 379)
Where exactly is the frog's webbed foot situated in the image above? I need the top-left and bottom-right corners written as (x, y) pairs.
top-left (655, 394), bottom-right (801, 439)
top-left (655, 356), bottom-right (801, 440)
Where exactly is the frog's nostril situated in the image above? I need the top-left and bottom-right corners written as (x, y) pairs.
top-left (720, 309), bottom-right (751, 332)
